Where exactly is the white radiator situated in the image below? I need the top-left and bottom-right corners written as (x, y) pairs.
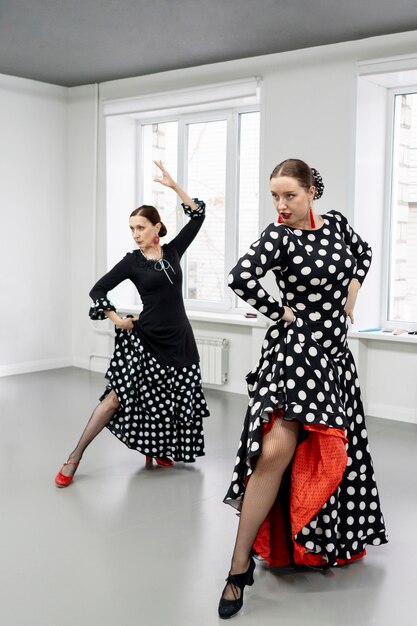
top-left (195, 336), bottom-right (229, 385)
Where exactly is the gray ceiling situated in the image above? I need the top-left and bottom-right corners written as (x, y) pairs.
top-left (1, 0), bottom-right (417, 87)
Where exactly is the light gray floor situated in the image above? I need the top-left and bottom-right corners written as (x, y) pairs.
top-left (0, 367), bottom-right (416, 626)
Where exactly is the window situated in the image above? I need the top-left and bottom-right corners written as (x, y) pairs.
top-left (387, 89), bottom-right (417, 326)
top-left (104, 80), bottom-right (260, 312)
top-left (355, 58), bottom-right (417, 331)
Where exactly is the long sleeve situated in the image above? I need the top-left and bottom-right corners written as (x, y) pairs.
top-left (333, 211), bottom-right (372, 284)
top-left (170, 199), bottom-right (206, 258)
top-left (228, 223), bottom-right (287, 321)
top-left (89, 253), bottom-right (133, 320)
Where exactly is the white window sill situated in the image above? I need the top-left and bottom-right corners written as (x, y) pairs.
top-left (349, 330), bottom-right (417, 345)
top-left (117, 304), bottom-right (268, 328)
top-left (187, 309), bottom-right (268, 328)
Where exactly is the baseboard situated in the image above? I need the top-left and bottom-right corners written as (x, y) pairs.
top-left (0, 358), bottom-right (72, 378)
top-left (71, 357), bottom-right (90, 370)
top-left (73, 356), bottom-right (108, 374)
top-left (366, 402), bottom-right (417, 424)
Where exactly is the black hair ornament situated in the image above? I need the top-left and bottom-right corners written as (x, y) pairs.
top-left (311, 168), bottom-right (324, 200)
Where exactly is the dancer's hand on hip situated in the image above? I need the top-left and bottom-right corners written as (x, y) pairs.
top-left (115, 316), bottom-right (138, 330)
top-left (344, 279), bottom-right (361, 324)
top-left (281, 306), bottom-right (296, 323)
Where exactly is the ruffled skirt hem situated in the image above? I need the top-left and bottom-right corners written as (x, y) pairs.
top-left (101, 327), bottom-right (209, 463)
top-left (224, 409), bottom-right (388, 567)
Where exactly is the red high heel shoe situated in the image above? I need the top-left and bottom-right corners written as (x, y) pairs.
top-left (145, 455), bottom-right (174, 468)
top-left (54, 460), bottom-right (79, 487)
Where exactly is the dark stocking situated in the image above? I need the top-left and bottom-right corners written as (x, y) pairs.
top-left (60, 390), bottom-right (120, 477)
top-left (223, 416), bottom-right (300, 600)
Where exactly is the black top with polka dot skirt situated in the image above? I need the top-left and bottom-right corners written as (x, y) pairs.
top-left (89, 201), bottom-right (206, 367)
top-left (87, 201), bottom-right (209, 463)
top-left (225, 210), bottom-right (387, 566)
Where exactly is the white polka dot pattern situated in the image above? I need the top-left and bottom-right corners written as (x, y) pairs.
top-left (89, 297), bottom-right (116, 320)
top-left (101, 328), bottom-right (208, 462)
top-left (224, 210), bottom-right (387, 563)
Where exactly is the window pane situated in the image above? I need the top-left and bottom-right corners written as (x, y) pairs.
top-left (186, 120), bottom-right (227, 302)
top-left (237, 111), bottom-right (260, 308)
top-left (238, 112), bottom-right (260, 256)
top-left (142, 122), bottom-right (178, 243)
top-left (389, 93), bottom-right (417, 323)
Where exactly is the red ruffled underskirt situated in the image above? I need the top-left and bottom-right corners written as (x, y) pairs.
top-left (252, 409), bottom-right (366, 567)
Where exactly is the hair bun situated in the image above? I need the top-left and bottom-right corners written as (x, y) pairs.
top-left (311, 168), bottom-right (324, 200)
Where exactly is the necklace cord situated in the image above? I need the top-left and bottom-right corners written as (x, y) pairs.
top-left (154, 259), bottom-right (176, 284)
top-left (138, 247), bottom-right (175, 284)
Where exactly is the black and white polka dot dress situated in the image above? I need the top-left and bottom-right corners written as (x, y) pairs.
top-left (224, 210), bottom-right (388, 566)
top-left (97, 329), bottom-right (207, 462)
top-left (88, 201), bottom-right (209, 463)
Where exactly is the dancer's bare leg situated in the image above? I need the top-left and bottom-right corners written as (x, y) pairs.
top-left (60, 390), bottom-right (120, 477)
top-left (223, 416), bottom-right (300, 600)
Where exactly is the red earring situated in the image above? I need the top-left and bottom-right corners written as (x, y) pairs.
top-left (278, 214), bottom-right (283, 224)
top-left (153, 235), bottom-right (160, 245)
top-left (309, 207), bottom-right (316, 229)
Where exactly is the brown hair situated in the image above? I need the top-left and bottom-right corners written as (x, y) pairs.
top-left (130, 205), bottom-right (167, 237)
top-left (270, 158), bottom-right (324, 200)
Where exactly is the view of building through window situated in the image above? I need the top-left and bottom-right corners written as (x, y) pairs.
top-left (186, 120), bottom-right (227, 301)
top-left (390, 92), bottom-right (417, 323)
top-left (142, 122), bottom-right (178, 242)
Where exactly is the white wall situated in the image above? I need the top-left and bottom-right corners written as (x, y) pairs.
top-left (0, 74), bottom-right (71, 375)
top-left (349, 335), bottom-right (417, 424)
top-left (67, 30), bottom-right (417, 417)
top-left (67, 85), bottom-right (101, 370)
top-left (1, 31), bottom-right (416, 421)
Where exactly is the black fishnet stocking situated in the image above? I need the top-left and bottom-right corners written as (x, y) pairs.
top-left (60, 390), bottom-right (120, 477)
top-left (223, 416), bottom-right (300, 600)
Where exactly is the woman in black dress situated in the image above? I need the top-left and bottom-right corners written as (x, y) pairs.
top-left (55, 161), bottom-right (209, 487)
top-left (218, 158), bottom-right (387, 619)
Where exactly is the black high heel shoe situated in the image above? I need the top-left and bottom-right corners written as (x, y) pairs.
top-left (218, 556), bottom-right (256, 619)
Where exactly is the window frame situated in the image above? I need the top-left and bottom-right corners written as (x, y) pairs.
top-left (382, 85), bottom-right (417, 331)
top-left (134, 104), bottom-right (260, 313)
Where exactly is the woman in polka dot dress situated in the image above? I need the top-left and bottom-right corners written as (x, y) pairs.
top-left (218, 158), bottom-right (387, 619)
top-left (54, 161), bottom-right (209, 487)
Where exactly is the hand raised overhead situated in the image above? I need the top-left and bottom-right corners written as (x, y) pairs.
top-left (153, 160), bottom-right (177, 189)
